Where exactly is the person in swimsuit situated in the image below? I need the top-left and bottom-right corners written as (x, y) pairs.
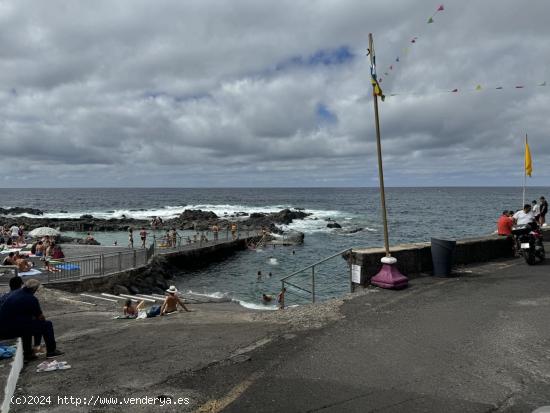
top-left (160, 286), bottom-right (190, 315)
top-left (128, 228), bottom-right (134, 248)
top-left (139, 228), bottom-right (147, 248)
top-left (123, 299), bottom-right (145, 318)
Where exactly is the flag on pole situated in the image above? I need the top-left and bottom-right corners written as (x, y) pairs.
top-left (525, 136), bottom-right (533, 177)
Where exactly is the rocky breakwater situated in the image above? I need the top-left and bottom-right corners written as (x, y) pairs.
top-left (1, 207), bottom-right (309, 240)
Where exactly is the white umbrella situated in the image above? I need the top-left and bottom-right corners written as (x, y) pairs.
top-left (29, 227), bottom-right (60, 237)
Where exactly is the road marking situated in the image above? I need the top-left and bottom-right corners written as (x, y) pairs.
top-left (195, 370), bottom-right (264, 413)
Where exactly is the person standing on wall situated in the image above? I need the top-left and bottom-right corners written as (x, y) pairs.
top-left (539, 196), bottom-right (548, 226)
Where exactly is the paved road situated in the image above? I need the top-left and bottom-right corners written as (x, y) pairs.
top-left (186, 252), bottom-right (550, 412)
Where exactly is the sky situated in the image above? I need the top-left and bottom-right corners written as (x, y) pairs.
top-left (0, 0), bottom-right (549, 188)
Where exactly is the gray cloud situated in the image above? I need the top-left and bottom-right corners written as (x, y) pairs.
top-left (0, 0), bottom-right (549, 187)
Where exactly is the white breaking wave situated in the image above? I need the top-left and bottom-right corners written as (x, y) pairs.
top-left (185, 290), bottom-right (277, 310)
top-left (6, 203), bottom-right (366, 235)
top-left (268, 257), bottom-right (279, 265)
top-left (236, 300), bottom-right (278, 311)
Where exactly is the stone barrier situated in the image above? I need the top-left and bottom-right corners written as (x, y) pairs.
top-left (349, 228), bottom-right (549, 284)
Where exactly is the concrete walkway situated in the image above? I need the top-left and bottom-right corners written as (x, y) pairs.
top-left (188, 251), bottom-right (550, 412)
top-left (8, 247), bottom-right (550, 412)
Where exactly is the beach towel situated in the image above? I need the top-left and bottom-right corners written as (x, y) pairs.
top-left (55, 263), bottom-right (80, 271)
top-left (19, 268), bottom-right (42, 277)
top-left (0, 345), bottom-right (16, 359)
top-left (0, 248), bottom-right (21, 254)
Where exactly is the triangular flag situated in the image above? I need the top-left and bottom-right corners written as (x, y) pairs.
top-left (437, 5), bottom-right (444, 11)
top-left (475, 85), bottom-right (482, 91)
top-left (379, 78), bottom-right (383, 83)
top-left (427, 17), bottom-right (434, 24)
top-left (389, 65), bottom-right (393, 70)
top-left (495, 87), bottom-right (503, 90)
top-left (539, 81), bottom-right (546, 86)
top-left (384, 72), bottom-right (389, 76)
top-left (395, 57), bottom-right (399, 62)
top-left (525, 136), bottom-right (532, 177)
top-left (515, 86), bottom-right (524, 89)
top-left (411, 37), bottom-right (417, 43)
top-left (451, 89), bottom-right (458, 93)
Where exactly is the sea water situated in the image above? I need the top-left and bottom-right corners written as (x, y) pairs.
top-left (1, 187), bottom-right (548, 307)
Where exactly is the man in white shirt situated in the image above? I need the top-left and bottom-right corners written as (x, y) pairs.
top-left (9, 225), bottom-right (19, 242)
top-left (513, 204), bottom-right (535, 225)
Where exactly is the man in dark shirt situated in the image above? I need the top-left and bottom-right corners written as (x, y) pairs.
top-left (0, 279), bottom-right (62, 361)
top-left (0, 276), bottom-right (23, 309)
top-left (540, 196), bottom-right (548, 226)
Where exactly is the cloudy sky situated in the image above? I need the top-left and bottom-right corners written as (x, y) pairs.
top-left (0, 0), bottom-right (549, 187)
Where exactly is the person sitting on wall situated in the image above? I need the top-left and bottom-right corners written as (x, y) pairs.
top-left (0, 279), bottom-right (63, 361)
top-left (497, 210), bottom-right (514, 236)
top-left (513, 204), bottom-right (536, 226)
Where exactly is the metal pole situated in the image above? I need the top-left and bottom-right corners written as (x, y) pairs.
top-left (523, 134), bottom-right (527, 206)
top-left (369, 33), bottom-right (391, 257)
top-left (312, 266), bottom-right (315, 303)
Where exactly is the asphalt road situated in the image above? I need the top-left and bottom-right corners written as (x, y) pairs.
top-left (187, 252), bottom-right (550, 413)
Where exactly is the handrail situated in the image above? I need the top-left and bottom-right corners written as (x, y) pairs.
top-left (280, 248), bottom-right (353, 281)
top-left (280, 247), bottom-right (354, 308)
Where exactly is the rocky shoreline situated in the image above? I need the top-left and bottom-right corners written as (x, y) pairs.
top-left (0, 207), bottom-right (310, 234)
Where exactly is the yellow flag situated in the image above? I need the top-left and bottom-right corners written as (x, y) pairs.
top-left (525, 136), bottom-right (532, 177)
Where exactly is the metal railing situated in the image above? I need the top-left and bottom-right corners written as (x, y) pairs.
top-left (0, 265), bottom-right (19, 284)
top-left (280, 248), bottom-right (353, 308)
top-left (151, 229), bottom-right (262, 254)
top-left (44, 230), bottom-right (262, 283)
top-left (46, 245), bottom-right (153, 282)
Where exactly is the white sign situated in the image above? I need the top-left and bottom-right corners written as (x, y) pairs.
top-left (351, 264), bottom-right (363, 284)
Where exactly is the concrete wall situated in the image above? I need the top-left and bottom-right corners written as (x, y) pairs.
top-left (349, 234), bottom-right (519, 283)
top-left (1, 339), bottom-right (23, 413)
top-left (46, 238), bottom-right (253, 293)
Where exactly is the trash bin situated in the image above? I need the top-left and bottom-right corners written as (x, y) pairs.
top-left (431, 238), bottom-right (456, 277)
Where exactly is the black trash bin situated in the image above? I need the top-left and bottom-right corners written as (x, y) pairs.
top-left (431, 238), bottom-right (456, 277)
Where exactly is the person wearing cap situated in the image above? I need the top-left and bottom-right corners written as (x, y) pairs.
top-left (160, 286), bottom-right (190, 315)
top-left (0, 279), bottom-right (63, 361)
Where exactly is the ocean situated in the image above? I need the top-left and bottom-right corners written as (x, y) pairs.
top-left (1, 187), bottom-right (548, 308)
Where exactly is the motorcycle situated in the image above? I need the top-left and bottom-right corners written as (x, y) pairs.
top-left (512, 222), bottom-right (545, 265)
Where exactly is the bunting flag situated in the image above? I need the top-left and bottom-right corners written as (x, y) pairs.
top-left (525, 136), bottom-right (532, 177)
top-left (369, 52), bottom-right (385, 101)
top-left (379, 5), bottom-right (445, 84)
top-left (379, 80), bottom-right (547, 100)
